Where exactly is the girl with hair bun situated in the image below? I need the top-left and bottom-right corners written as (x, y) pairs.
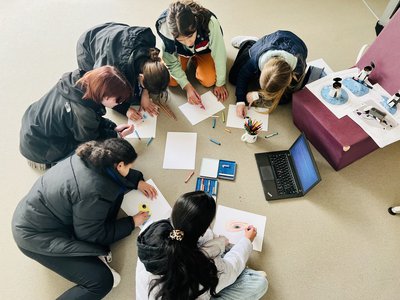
top-left (156, 1), bottom-right (229, 105)
top-left (136, 191), bottom-right (268, 300)
top-left (229, 31), bottom-right (308, 117)
top-left (77, 22), bottom-right (170, 120)
top-left (19, 65), bottom-right (134, 169)
top-left (12, 138), bottom-right (157, 299)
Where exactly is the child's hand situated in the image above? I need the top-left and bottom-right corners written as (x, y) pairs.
top-left (115, 124), bottom-right (134, 138)
top-left (236, 104), bottom-right (246, 118)
top-left (138, 181), bottom-right (158, 199)
top-left (133, 211), bottom-right (149, 227)
top-left (126, 107), bottom-right (142, 121)
top-left (184, 83), bottom-right (202, 105)
top-left (141, 90), bottom-right (159, 116)
top-left (244, 225), bottom-right (257, 242)
top-left (213, 85), bottom-right (229, 102)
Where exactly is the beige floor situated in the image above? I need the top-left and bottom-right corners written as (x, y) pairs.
top-left (1, 1), bottom-right (399, 299)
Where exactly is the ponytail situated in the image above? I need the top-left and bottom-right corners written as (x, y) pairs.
top-left (142, 48), bottom-right (170, 98)
top-left (76, 138), bottom-right (137, 168)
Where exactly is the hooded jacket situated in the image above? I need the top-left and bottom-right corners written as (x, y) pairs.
top-left (136, 220), bottom-right (253, 300)
top-left (12, 154), bottom-right (143, 257)
top-left (19, 69), bottom-right (117, 164)
top-left (234, 30), bottom-right (308, 103)
top-left (76, 22), bottom-right (156, 114)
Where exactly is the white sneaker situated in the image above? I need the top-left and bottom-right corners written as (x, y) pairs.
top-left (231, 36), bottom-right (258, 49)
top-left (254, 270), bottom-right (268, 278)
top-left (98, 255), bottom-right (121, 288)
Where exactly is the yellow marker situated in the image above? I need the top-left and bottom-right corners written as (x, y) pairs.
top-left (222, 111), bottom-right (225, 123)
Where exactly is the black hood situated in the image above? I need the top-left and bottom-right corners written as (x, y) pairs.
top-left (57, 69), bottom-right (106, 115)
top-left (56, 69), bottom-right (85, 103)
top-left (137, 219), bottom-right (173, 275)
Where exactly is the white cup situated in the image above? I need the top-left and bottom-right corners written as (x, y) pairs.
top-left (241, 132), bottom-right (258, 143)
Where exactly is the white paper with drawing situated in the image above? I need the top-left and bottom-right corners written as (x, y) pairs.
top-left (226, 104), bottom-right (269, 131)
top-left (178, 91), bottom-right (225, 125)
top-left (307, 68), bottom-right (364, 118)
top-left (121, 179), bottom-right (171, 229)
top-left (212, 205), bottom-right (267, 252)
top-left (163, 132), bottom-right (197, 169)
top-left (347, 85), bottom-right (400, 148)
top-left (126, 107), bottom-right (157, 138)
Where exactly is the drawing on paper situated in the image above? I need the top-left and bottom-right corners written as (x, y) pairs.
top-left (355, 102), bottom-right (398, 130)
top-left (225, 220), bottom-right (249, 232)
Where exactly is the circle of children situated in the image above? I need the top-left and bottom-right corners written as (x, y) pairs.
top-left (12, 1), bottom-right (308, 299)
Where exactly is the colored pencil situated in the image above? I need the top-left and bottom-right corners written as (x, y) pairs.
top-left (265, 132), bottom-right (279, 139)
top-left (146, 137), bottom-right (154, 146)
top-left (134, 130), bottom-right (141, 140)
top-left (208, 137), bottom-right (221, 145)
top-left (184, 171), bottom-right (195, 183)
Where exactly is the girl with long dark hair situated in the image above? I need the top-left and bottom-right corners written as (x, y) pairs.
top-left (136, 191), bottom-right (268, 299)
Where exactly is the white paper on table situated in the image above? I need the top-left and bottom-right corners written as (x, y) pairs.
top-left (199, 158), bottom-right (219, 178)
top-left (163, 132), bottom-right (197, 169)
top-left (178, 91), bottom-right (225, 125)
top-left (226, 105), bottom-right (269, 131)
top-left (125, 107), bottom-right (157, 138)
top-left (307, 68), bottom-right (362, 118)
top-left (121, 179), bottom-right (171, 230)
top-left (212, 205), bottom-right (267, 252)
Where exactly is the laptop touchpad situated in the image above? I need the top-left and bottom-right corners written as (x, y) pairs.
top-left (260, 166), bottom-right (274, 181)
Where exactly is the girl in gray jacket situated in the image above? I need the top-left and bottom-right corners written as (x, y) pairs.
top-left (12, 138), bottom-right (157, 300)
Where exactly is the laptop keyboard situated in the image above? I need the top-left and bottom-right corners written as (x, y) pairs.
top-left (269, 154), bottom-right (299, 195)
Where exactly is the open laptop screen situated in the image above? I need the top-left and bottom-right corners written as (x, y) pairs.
top-left (289, 134), bottom-right (321, 194)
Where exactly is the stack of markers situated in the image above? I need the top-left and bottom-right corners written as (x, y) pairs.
top-left (244, 117), bottom-right (263, 135)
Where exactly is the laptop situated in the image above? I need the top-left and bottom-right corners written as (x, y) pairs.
top-left (255, 133), bottom-right (321, 200)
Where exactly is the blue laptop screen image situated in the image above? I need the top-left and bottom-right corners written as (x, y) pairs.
top-left (289, 135), bottom-right (320, 194)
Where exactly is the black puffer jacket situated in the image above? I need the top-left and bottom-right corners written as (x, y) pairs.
top-left (12, 154), bottom-right (143, 257)
top-left (76, 22), bottom-right (156, 114)
top-left (19, 69), bottom-right (117, 164)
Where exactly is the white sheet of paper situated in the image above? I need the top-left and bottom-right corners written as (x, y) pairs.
top-left (125, 107), bottom-right (157, 138)
top-left (121, 179), bottom-right (171, 229)
top-left (163, 132), bottom-right (197, 169)
top-left (226, 105), bottom-right (269, 131)
top-left (213, 205), bottom-right (267, 252)
top-left (178, 91), bottom-right (225, 125)
top-left (199, 158), bottom-right (219, 178)
top-left (348, 98), bottom-right (400, 148)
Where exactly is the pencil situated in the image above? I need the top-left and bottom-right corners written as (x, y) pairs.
top-left (265, 132), bottom-right (278, 139)
top-left (208, 137), bottom-right (221, 145)
top-left (184, 171), bottom-right (195, 183)
top-left (134, 130), bottom-right (141, 140)
top-left (146, 137), bottom-right (154, 146)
